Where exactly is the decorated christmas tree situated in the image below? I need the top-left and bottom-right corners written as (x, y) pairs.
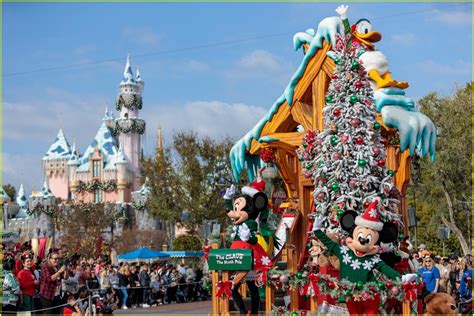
top-left (297, 33), bottom-right (402, 233)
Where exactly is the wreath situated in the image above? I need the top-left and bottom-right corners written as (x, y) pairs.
top-left (76, 179), bottom-right (117, 193)
top-left (115, 94), bottom-right (143, 111)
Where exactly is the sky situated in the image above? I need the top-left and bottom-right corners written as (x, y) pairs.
top-left (3, 1), bottom-right (472, 195)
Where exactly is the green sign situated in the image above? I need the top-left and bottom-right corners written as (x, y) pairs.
top-left (207, 249), bottom-right (253, 271)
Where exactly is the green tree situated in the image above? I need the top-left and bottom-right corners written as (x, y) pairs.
top-left (410, 83), bottom-right (472, 256)
top-left (3, 184), bottom-right (16, 201)
top-left (143, 131), bottom-right (235, 233)
top-left (172, 234), bottom-right (203, 251)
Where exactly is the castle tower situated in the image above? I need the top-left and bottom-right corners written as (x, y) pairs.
top-left (43, 129), bottom-right (72, 200)
top-left (114, 55), bottom-right (145, 190)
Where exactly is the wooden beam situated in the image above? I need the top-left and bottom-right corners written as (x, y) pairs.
top-left (312, 71), bottom-right (329, 131)
top-left (291, 101), bottom-right (314, 130)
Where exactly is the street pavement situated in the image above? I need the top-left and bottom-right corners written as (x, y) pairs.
top-left (114, 301), bottom-right (212, 314)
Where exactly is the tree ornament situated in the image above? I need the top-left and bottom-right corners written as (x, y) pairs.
top-left (331, 183), bottom-right (340, 192)
top-left (334, 57), bottom-right (341, 64)
top-left (333, 152), bottom-right (341, 160)
top-left (326, 96), bottom-right (334, 103)
top-left (373, 122), bottom-right (381, 130)
top-left (335, 83), bottom-right (342, 92)
top-left (361, 292), bottom-right (370, 301)
top-left (328, 281), bottom-right (336, 289)
top-left (333, 108), bottom-right (341, 116)
top-left (369, 286), bottom-right (375, 291)
top-left (358, 159), bottom-right (367, 167)
top-left (337, 210), bottom-right (344, 218)
top-left (276, 281), bottom-right (283, 288)
top-left (388, 169), bottom-right (395, 175)
top-left (386, 281), bottom-right (393, 288)
top-left (338, 295), bottom-right (346, 303)
top-left (341, 284), bottom-right (347, 290)
top-left (356, 136), bottom-right (364, 145)
top-left (363, 200), bottom-right (370, 208)
top-left (390, 286), bottom-right (400, 296)
top-left (332, 74), bottom-right (338, 80)
top-left (305, 164), bottom-right (313, 170)
top-left (349, 179), bottom-right (357, 188)
top-left (351, 61), bottom-right (360, 69)
top-left (377, 159), bottom-right (385, 167)
top-left (341, 134), bottom-right (349, 142)
top-left (296, 272), bottom-right (303, 279)
top-left (355, 81), bottom-right (363, 89)
top-left (350, 118), bottom-right (359, 128)
top-left (345, 289), bottom-right (352, 296)
top-left (279, 274), bottom-right (289, 284)
top-left (399, 233), bottom-right (405, 239)
top-left (316, 192), bottom-right (325, 201)
top-left (330, 136), bottom-right (338, 145)
top-left (374, 292), bottom-right (380, 299)
top-left (356, 281), bottom-right (364, 290)
top-left (306, 242), bottom-right (312, 249)
top-left (372, 147), bottom-right (381, 155)
top-left (350, 95), bottom-right (359, 104)
top-left (377, 281), bottom-right (385, 289)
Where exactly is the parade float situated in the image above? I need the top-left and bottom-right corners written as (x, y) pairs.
top-left (208, 5), bottom-right (436, 315)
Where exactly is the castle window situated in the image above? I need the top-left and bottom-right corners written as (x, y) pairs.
top-left (93, 160), bottom-right (101, 177)
top-left (94, 189), bottom-right (102, 203)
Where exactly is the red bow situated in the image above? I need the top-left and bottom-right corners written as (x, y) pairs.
top-left (304, 273), bottom-right (320, 297)
top-left (202, 245), bottom-right (212, 261)
top-left (216, 281), bottom-right (233, 298)
top-left (402, 282), bottom-right (417, 302)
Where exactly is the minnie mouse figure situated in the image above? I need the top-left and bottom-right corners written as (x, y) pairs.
top-left (312, 200), bottom-right (416, 316)
top-left (223, 179), bottom-right (272, 315)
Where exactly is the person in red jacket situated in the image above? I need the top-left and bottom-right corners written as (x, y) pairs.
top-left (14, 242), bottom-right (34, 275)
top-left (17, 254), bottom-right (39, 311)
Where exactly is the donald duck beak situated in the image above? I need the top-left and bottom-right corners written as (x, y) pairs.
top-left (351, 19), bottom-right (382, 49)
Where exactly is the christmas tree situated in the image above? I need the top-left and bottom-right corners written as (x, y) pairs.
top-left (297, 33), bottom-right (402, 233)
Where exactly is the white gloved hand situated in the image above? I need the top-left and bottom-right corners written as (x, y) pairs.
top-left (335, 5), bottom-right (349, 19)
top-left (401, 273), bottom-right (417, 283)
top-left (238, 223), bottom-right (251, 242)
top-left (312, 214), bottom-right (326, 232)
top-left (224, 184), bottom-right (236, 200)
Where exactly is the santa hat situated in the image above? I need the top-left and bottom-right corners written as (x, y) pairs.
top-left (355, 200), bottom-right (384, 231)
top-left (249, 177), bottom-right (266, 192)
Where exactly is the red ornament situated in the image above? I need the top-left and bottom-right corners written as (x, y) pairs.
top-left (372, 147), bottom-right (381, 155)
top-left (328, 282), bottom-right (335, 289)
top-left (276, 281), bottom-right (283, 288)
top-left (342, 284), bottom-right (347, 290)
top-left (333, 108), bottom-right (341, 116)
top-left (350, 118), bottom-right (359, 128)
top-left (363, 201), bottom-right (370, 208)
top-left (369, 286), bottom-right (375, 291)
top-left (377, 159), bottom-right (385, 167)
top-left (356, 136), bottom-right (364, 145)
top-left (355, 81), bottom-right (363, 89)
top-left (386, 281), bottom-right (393, 288)
top-left (332, 74), bottom-right (338, 80)
top-left (374, 292), bottom-right (380, 298)
top-left (341, 135), bottom-right (349, 142)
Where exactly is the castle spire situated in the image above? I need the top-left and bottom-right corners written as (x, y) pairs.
top-left (121, 53), bottom-right (135, 84)
top-left (157, 126), bottom-right (163, 157)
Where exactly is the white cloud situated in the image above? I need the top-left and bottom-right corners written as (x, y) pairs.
top-left (225, 49), bottom-right (294, 85)
top-left (141, 100), bottom-right (268, 151)
top-left (2, 153), bottom-right (43, 195)
top-left (186, 60), bottom-right (209, 72)
top-left (415, 59), bottom-right (472, 76)
top-left (390, 33), bottom-right (416, 47)
top-left (431, 9), bottom-right (472, 26)
top-left (122, 26), bottom-right (162, 47)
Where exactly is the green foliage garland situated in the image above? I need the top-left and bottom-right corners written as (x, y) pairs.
top-left (115, 94), bottom-right (143, 111)
top-left (76, 179), bottom-right (117, 193)
top-left (111, 119), bottom-right (146, 136)
top-left (131, 200), bottom-right (147, 211)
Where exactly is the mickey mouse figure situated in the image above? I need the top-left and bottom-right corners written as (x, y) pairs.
top-left (312, 200), bottom-right (416, 316)
top-left (224, 180), bottom-right (272, 315)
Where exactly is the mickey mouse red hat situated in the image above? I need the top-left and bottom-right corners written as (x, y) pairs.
top-left (355, 200), bottom-right (384, 231)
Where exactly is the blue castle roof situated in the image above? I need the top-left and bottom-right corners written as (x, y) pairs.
top-left (43, 129), bottom-right (72, 160)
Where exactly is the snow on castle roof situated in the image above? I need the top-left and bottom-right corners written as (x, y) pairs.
top-left (76, 122), bottom-right (120, 172)
top-left (43, 129), bottom-right (72, 160)
top-left (120, 54), bottom-right (136, 85)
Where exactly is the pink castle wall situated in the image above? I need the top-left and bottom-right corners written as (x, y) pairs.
top-left (104, 191), bottom-right (119, 203)
top-left (49, 174), bottom-right (69, 200)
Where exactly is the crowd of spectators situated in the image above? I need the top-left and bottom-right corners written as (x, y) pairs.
top-left (1, 242), bottom-right (210, 315)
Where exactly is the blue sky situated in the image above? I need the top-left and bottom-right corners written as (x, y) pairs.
top-left (3, 2), bottom-right (472, 194)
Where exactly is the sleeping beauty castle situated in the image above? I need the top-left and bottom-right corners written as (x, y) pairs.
top-left (3, 56), bottom-right (167, 244)
top-left (44, 54), bottom-right (145, 203)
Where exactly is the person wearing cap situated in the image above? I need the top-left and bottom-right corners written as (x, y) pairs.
top-left (417, 244), bottom-right (426, 259)
top-left (419, 253), bottom-right (440, 295)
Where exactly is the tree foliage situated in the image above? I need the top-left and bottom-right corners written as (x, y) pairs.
top-left (142, 131), bottom-right (235, 233)
top-left (114, 229), bottom-right (166, 254)
top-left (55, 202), bottom-right (120, 258)
top-left (172, 234), bottom-right (203, 251)
top-left (3, 184), bottom-right (16, 201)
top-left (410, 83), bottom-right (472, 255)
